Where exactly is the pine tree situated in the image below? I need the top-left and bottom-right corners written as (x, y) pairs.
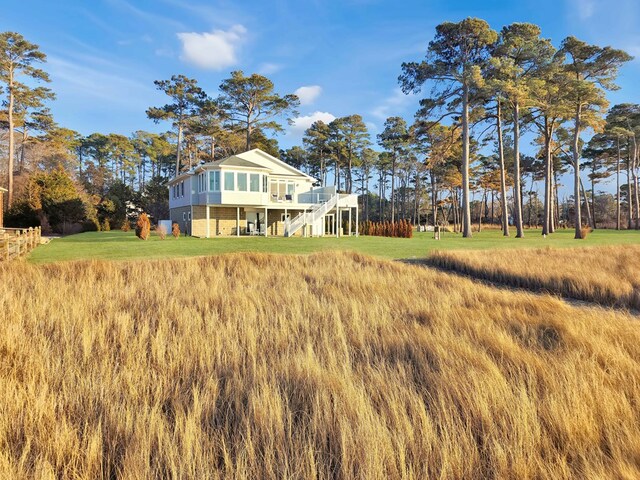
top-left (400, 18), bottom-right (497, 238)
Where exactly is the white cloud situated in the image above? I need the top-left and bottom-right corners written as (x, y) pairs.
top-left (258, 62), bottom-right (282, 75)
top-left (289, 111), bottom-right (336, 136)
top-left (177, 24), bottom-right (246, 70)
top-left (107, 0), bottom-right (185, 29)
top-left (576, 0), bottom-right (597, 20)
top-left (294, 85), bottom-right (322, 106)
top-left (370, 88), bottom-right (417, 120)
top-left (48, 55), bottom-right (150, 106)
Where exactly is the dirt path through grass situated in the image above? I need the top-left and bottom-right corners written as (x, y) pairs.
top-left (415, 246), bottom-right (640, 313)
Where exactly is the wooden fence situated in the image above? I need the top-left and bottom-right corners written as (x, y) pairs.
top-left (1, 227), bottom-right (42, 261)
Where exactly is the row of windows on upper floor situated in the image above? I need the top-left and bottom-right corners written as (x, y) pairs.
top-left (172, 171), bottom-right (298, 200)
top-left (197, 171), bottom-right (264, 193)
top-left (171, 181), bottom-right (185, 199)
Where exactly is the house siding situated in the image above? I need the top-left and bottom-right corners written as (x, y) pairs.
top-left (192, 206), bottom-right (246, 237)
top-left (0, 191), bottom-right (4, 228)
top-left (170, 206), bottom-right (192, 236)
top-left (174, 205), bottom-right (306, 237)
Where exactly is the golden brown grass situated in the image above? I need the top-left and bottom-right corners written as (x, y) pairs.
top-left (429, 245), bottom-right (640, 310)
top-left (1, 252), bottom-right (640, 478)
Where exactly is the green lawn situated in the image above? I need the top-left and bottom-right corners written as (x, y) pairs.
top-left (27, 228), bottom-right (640, 264)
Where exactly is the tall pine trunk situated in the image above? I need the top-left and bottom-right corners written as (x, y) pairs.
top-left (491, 190), bottom-right (495, 225)
top-left (461, 84), bottom-right (472, 237)
top-left (477, 189), bottom-right (486, 232)
top-left (513, 102), bottom-right (524, 237)
top-left (580, 176), bottom-right (591, 231)
top-left (430, 170), bottom-right (438, 227)
top-left (627, 148), bottom-right (633, 230)
top-left (591, 157), bottom-right (596, 229)
top-left (246, 115), bottom-right (252, 150)
top-left (497, 101), bottom-right (509, 236)
top-left (390, 158), bottom-right (397, 223)
top-left (20, 127), bottom-right (27, 172)
top-left (542, 118), bottom-right (553, 235)
top-left (632, 135), bottom-right (640, 229)
top-left (572, 105), bottom-right (583, 239)
top-left (346, 152), bottom-right (353, 194)
top-left (550, 160), bottom-right (556, 233)
top-left (616, 136), bottom-right (621, 230)
top-left (7, 71), bottom-right (14, 207)
top-left (176, 124), bottom-right (183, 178)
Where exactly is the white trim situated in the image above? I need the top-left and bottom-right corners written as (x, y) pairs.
top-left (240, 149), bottom-right (317, 182)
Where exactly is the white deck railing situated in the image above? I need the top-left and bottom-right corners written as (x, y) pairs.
top-left (285, 193), bottom-right (338, 237)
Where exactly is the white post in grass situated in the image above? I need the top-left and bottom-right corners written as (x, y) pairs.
top-left (264, 207), bottom-right (268, 237)
top-left (355, 206), bottom-right (359, 237)
top-left (206, 205), bottom-right (210, 238)
top-left (284, 208), bottom-right (288, 236)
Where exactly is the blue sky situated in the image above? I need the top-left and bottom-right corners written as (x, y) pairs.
top-left (4, 0), bottom-right (640, 192)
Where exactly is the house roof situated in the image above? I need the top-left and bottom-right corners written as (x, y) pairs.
top-left (215, 157), bottom-right (270, 169)
top-left (237, 149), bottom-right (317, 181)
top-left (168, 148), bottom-right (317, 186)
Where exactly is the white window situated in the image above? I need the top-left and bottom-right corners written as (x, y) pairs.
top-left (209, 171), bottom-right (220, 191)
top-left (183, 212), bottom-right (186, 221)
top-left (188, 211), bottom-right (191, 220)
top-left (250, 173), bottom-right (260, 192)
top-left (237, 172), bottom-right (247, 191)
top-left (224, 171), bottom-right (235, 191)
top-left (181, 181), bottom-right (184, 197)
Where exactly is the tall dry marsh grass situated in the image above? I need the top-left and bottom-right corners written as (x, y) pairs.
top-left (429, 245), bottom-right (640, 310)
top-left (1, 252), bottom-right (640, 478)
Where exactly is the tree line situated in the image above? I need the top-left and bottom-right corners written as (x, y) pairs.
top-left (283, 19), bottom-right (636, 239)
top-left (0, 31), bottom-right (300, 232)
top-left (2, 21), bottom-right (639, 238)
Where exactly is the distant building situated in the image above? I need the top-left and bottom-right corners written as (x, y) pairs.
top-left (168, 149), bottom-right (359, 237)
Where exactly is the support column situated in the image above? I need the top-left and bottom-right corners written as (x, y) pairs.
top-left (348, 208), bottom-right (352, 236)
top-left (236, 207), bottom-right (240, 237)
top-left (284, 207), bottom-right (288, 236)
top-left (336, 209), bottom-right (339, 237)
top-left (206, 205), bottom-right (210, 238)
top-left (355, 206), bottom-right (359, 237)
top-left (264, 207), bottom-right (268, 237)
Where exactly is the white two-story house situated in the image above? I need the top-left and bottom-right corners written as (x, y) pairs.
top-left (168, 149), bottom-right (359, 237)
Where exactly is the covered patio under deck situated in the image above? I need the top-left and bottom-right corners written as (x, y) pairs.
top-left (199, 203), bottom-right (359, 238)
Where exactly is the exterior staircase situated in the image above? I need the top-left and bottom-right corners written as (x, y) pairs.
top-left (285, 194), bottom-right (338, 237)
